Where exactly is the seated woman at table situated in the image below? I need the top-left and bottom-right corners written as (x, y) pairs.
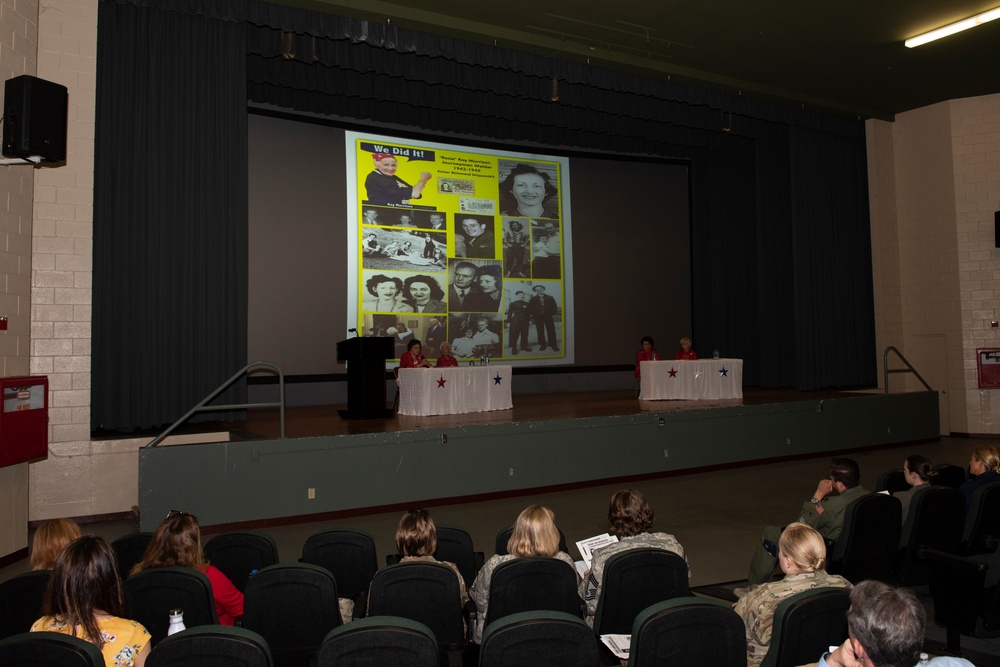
top-left (675, 336), bottom-right (697, 360)
top-left (400, 338), bottom-right (433, 369)
top-left (436, 341), bottom-right (459, 367)
top-left (635, 336), bottom-right (659, 396)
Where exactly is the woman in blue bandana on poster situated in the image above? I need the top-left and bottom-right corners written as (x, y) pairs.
top-left (365, 152), bottom-right (432, 206)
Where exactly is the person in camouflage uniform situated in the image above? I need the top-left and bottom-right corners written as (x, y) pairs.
top-left (747, 457), bottom-right (869, 586)
top-left (469, 505), bottom-right (577, 643)
top-left (734, 522), bottom-right (852, 667)
top-left (580, 489), bottom-right (688, 626)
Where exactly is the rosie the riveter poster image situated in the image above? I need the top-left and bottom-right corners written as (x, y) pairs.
top-left (345, 131), bottom-right (574, 366)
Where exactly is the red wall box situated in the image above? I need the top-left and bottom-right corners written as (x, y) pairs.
top-left (0, 375), bottom-right (48, 468)
top-left (976, 349), bottom-right (1000, 389)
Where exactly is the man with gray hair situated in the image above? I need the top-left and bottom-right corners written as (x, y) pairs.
top-left (806, 580), bottom-right (973, 667)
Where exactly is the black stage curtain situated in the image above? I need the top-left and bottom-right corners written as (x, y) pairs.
top-left (92, 0), bottom-right (874, 431)
top-left (92, 1), bottom-right (248, 431)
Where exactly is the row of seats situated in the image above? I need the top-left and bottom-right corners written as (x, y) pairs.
top-left (837, 471), bottom-right (1000, 653)
top-left (0, 585), bottom-right (854, 667)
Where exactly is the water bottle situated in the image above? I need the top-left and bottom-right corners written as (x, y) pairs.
top-left (652, 352), bottom-right (657, 360)
top-left (713, 348), bottom-right (720, 359)
top-left (167, 609), bottom-right (185, 636)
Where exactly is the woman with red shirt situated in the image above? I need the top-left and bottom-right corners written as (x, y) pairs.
top-left (400, 339), bottom-right (433, 369)
top-left (436, 341), bottom-right (459, 367)
top-left (131, 512), bottom-right (243, 626)
top-left (675, 337), bottom-right (698, 360)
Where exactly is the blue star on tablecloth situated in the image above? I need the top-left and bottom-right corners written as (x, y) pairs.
top-left (494, 373), bottom-right (503, 385)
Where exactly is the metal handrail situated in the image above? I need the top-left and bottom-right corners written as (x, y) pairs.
top-left (882, 346), bottom-right (932, 394)
top-left (145, 361), bottom-right (285, 447)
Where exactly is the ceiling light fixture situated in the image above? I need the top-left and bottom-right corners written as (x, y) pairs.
top-left (905, 6), bottom-right (1000, 47)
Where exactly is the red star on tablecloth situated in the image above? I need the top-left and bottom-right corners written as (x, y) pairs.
top-left (436, 375), bottom-right (446, 388)
top-left (668, 367), bottom-right (678, 377)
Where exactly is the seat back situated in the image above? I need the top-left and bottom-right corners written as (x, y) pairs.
top-left (828, 493), bottom-right (901, 583)
top-left (963, 482), bottom-right (1000, 556)
top-left (204, 531), bottom-right (279, 593)
top-left (0, 631), bottom-right (104, 667)
top-left (300, 529), bottom-right (378, 600)
top-left (0, 570), bottom-right (51, 640)
top-left (759, 588), bottom-right (851, 667)
top-left (484, 557), bottom-right (582, 628)
top-left (494, 525), bottom-right (568, 556)
top-left (111, 533), bottom-right (153, 581)
top-left (896, 486), bottom-right (965, 586)
top-left (435, 525), bottom-right (482, 590)
top-left (933, 464), bottom-right (968, 489)
top-left (242, 563), bottom-right (341, 667)
top-left (318, 616), bottom-right (438, 667)
top-left (124, 566), bottom-right (218, 646)
top-left (875, 469), bottom-right (909, 494)
top-left (629, 597), bottom-right (744, 667)
top-left (592, 548), bottom-right (689, 635)
top-left (368, 562), bottom-right (465, 647)
top-left (479, 610), bottom-right (601, 667)
top-left (147, 626), bottom-right (273, 667)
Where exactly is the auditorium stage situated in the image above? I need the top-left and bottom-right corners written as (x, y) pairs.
top-left (138, 388), bottom-right (940, 532)
top-left (229, 388), bottom-right (873, 440)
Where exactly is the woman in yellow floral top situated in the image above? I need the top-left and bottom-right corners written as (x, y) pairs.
top-left (734, 523), bottom-right (851, 667)
top-left (31, 535), bottom-right (151, 667)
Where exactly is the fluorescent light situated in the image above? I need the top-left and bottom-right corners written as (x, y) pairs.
top-left (905, 6), bottom-right (1000, 47)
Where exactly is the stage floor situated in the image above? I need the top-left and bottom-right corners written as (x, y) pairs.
top-left (230, 388), bottom-right (876, 440)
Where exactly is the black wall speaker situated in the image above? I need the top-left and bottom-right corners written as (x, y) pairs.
top-left (2, 75), bottom-right (68, 162)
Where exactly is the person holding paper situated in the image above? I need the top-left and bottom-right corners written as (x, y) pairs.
top-left (580, 489), bottom-right (687, 626)
top-left (469, 505), bottom-right (578, 643)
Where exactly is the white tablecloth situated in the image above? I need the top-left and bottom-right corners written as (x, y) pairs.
top-left (639, 359), bottom-right (743, 400)
top-left (398, 365), bottom-right (513, 416)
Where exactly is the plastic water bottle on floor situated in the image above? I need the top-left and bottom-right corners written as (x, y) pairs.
top-left (167, 608), bottom-right (185, 636)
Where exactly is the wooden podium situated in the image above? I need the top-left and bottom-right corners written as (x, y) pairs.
top-left (337, 336), bottom-right (394, 419)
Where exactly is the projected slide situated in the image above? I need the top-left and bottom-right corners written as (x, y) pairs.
top-left (346, 131), bottom-right (573, 365)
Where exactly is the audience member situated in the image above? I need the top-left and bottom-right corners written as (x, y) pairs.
top-left (745, 458), bottom-right (867, 588)
top-left (960, 445), bottom-right (1000, 508)
top-left (734, 523), bottom-right (852, 667)
top-left (675, 336), bottom-right (697, 360)
top-left (801, 580), bottom-right (974, 667)
top-left (581, 489), bottom-right (687, 626)
top-left (131, 511), bottom-right (244, 625)
top-left (470, 505), bottom-right (577, 643)
top-left (30, 518), bottom-right (81, 571)
top-left (894, 454), bottom-right (936, 524)
top-left (392, 509), bottom-right (467, 607)
top-left (32, 535), bottom-right (151, 667)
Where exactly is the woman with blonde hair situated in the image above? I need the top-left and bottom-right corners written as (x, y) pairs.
top-left (31, 535), bottom-right (151, 667)
top-left (960, 445), bottom-right (1000, 508)
top-left (734, 522), bottom-right (852, 667)
top-left (469, 505), bottom-right (577, 643)
top-left (130, 511), bottom-right (244, 625)
top-left (30, 518), bottom-right (81, 570)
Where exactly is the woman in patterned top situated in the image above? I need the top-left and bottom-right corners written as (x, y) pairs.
top-left (32, 535), bottom-right (151, 667)
top-left (734, 523), bottom-right (852, 667)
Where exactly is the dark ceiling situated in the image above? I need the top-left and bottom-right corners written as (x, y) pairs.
top-left (279, 0), bottom-right (1000, 120)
